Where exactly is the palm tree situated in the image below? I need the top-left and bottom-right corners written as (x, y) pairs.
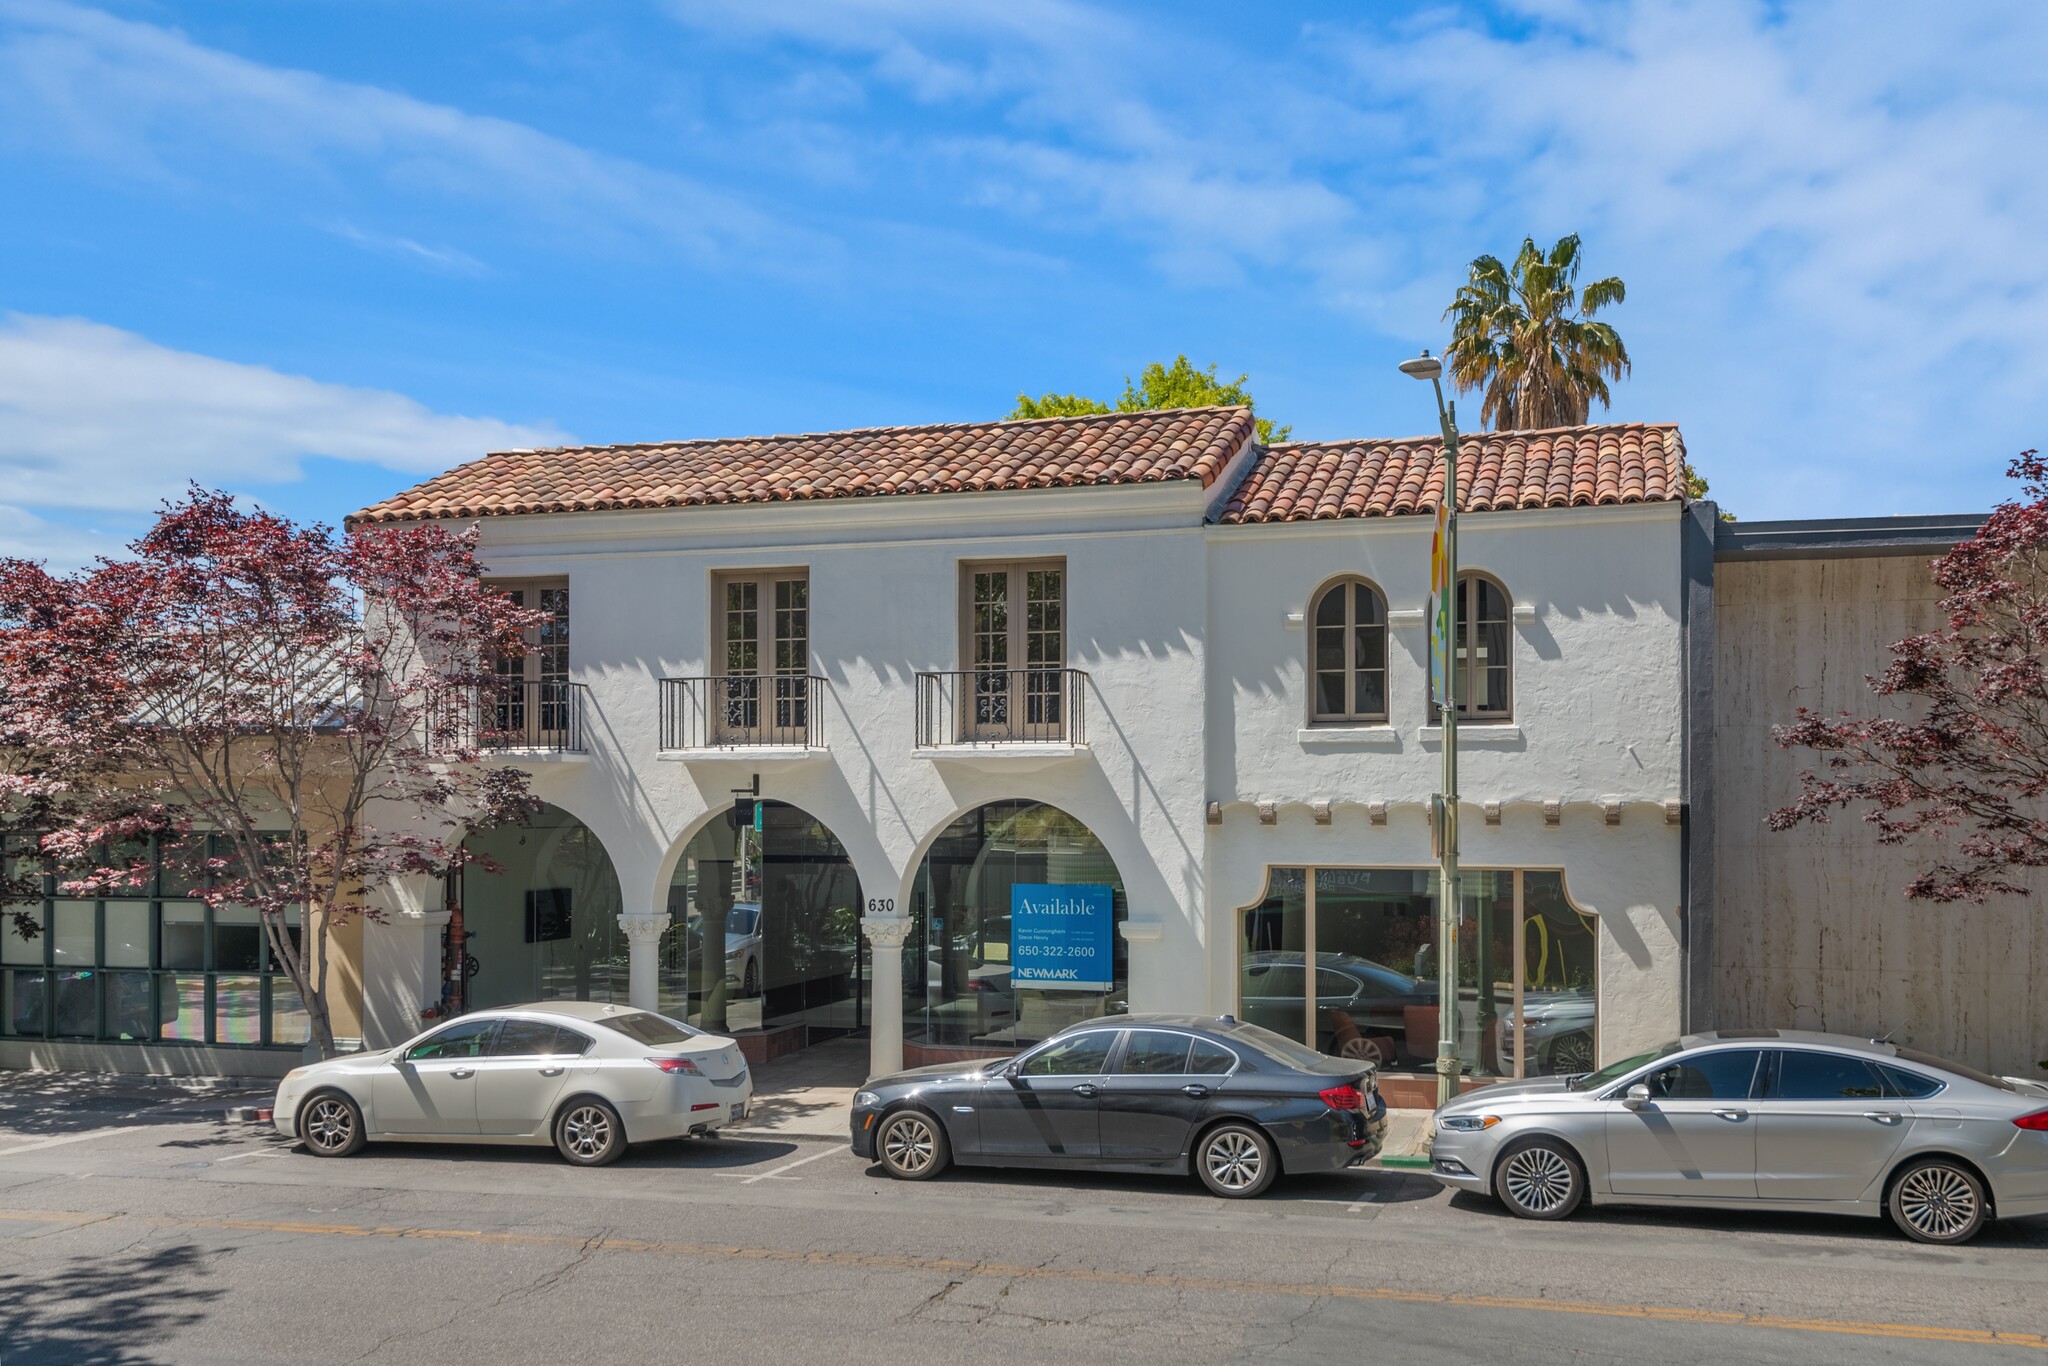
top-left (1442, 234), bottom-right (1629, 430)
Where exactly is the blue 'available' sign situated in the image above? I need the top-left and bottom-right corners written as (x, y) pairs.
top-left (1010, 883), bottom-right (1115, 992)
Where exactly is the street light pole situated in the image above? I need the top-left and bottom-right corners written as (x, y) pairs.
top-left (1399, 350), bottom-right (1463, 1109)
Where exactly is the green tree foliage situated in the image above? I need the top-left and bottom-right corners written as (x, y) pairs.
top-left (1443, 234), bottom-right (1629, 431)
top-left (1008, 355), bottom-right (1292, 444)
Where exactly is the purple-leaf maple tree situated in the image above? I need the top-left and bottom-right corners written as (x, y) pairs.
top-left (1771, 450), bottom-right (2048, 903)
top-left (0, 488), bottom-right (545, 1057)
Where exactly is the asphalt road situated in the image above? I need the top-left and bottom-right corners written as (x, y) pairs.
top-left (0, 1079), bottom-right (2043, 1365)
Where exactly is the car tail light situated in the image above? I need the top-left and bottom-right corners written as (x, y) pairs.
top-left (650, 1057), bottom-right (701, 1075)
top-left (1319, 1085), bottom-right (1365, 1111)
top-left (2015, 1109), bottom-right (2048, 1131)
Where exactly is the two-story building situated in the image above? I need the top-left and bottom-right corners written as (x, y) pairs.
top-left (334, 406), bottom-right (1693, 1104)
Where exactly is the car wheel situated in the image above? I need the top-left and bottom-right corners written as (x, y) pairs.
top-left (299, 1091), bottom-right (366, 1158)
top-left (554, 1098), bottom-right (627, 1167)
top-left (877, 1109), bottom-right (950, 1180)
top-left (1494, 1138), bottom-right (1586, 1220)
top-left (742, 960), bottom-right (759, 997)
top-left (1339, 1035), bottom-right (1394, 1066)
top-left (1547, 1031), bottom-right (1596, 1076)
top-left (1196, 1122), bottom-right (1278, 1198)
top-left (1888, 1158), bottom-right (1988, 1245)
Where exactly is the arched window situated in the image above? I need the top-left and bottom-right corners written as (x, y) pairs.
top-left (1309, 578), bottom-right (1388, 723)
top-left (1449, 572), bottom-right (1512, 721)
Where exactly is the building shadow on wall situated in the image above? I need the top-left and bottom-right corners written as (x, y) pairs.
top-left (0, 1242), bottom-right (225, 1363)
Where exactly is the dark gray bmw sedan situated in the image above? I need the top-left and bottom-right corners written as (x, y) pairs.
top-left (850, 1013), bottom-right (1388, 1197)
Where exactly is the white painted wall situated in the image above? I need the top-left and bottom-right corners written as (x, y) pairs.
top-left (357, 486), bottom-right (1689, 1070)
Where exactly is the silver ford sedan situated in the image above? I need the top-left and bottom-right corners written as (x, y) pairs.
top-left (1429, 1028), bottom-right (2048, 1244)
top-left (273, 1002), bottom-right (753, 1166)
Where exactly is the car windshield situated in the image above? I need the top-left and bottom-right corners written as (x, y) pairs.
top-left (1568, 1040), bottom-right (1683, 1091)
top-left (1892, 1046), bottom-right (2017, 1093)
top-left (603, 1012), bottom-right (702, 1045)
top-left (1227, 1020), bottom-right (1338, 1072)
top-left (727, 908), bottom-right (759, 935)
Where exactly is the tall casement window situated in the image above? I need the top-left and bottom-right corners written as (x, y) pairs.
top-left (715, 570), bottom-right (810, 742)
top-left (962, 560), bottom-right (1066, 741)
top-left (1309, 577), bottom-right (1389, 723)
top-left (1436, 572), bottom-right (1512, 722)
top-left (492, 579), bottom-right (571, 742)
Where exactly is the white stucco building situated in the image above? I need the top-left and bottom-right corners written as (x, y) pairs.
top-left (342, 405), bottom-right (1696, 1104)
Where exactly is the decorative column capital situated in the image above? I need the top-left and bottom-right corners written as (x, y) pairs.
top-left (861, 915), bottom-right (913, 948)
top-left (616, 914), bottom-right (670, 948)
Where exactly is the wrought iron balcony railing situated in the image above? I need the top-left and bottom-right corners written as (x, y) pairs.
top-left (477, 678), bottom-right (588, 753)
top-left (660, 675), bottom-right (828, 750)
top-left (914, 668), bottom-right (1087, 747)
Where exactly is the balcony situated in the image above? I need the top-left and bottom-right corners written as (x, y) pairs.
top-left (477, 679), bottom-right (588, 755)
top-left (914, 668), bottom-right (1088, 766)
top-left (659, 675), bottom-right (828, 759)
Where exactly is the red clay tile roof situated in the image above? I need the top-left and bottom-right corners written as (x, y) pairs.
top-left (1217, 423), bottom-right (1686, 524)
top-left (350, 406), bottom-right (1259, 524)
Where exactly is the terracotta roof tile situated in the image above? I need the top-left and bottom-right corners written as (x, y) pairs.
top-left (350, 407), bottom-right (1258, 525)
top-left (1217, 423), bottom-right (1686, 525)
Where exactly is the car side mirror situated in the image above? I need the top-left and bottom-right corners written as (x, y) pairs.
top-left (1623, 1083), bottom-right (1651, 1109)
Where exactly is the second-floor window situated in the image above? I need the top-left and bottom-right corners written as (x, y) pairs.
top-left (493, 579), bottom-right (570, 741)
top-left (962, 559), bottom-right (1065, 740)
top-left (1435, 572), bottom-right (1513, 722)
top-left (716, 570), bottom-right (810, 742)
top-left (1309, 577), bottom-right (1388, 723)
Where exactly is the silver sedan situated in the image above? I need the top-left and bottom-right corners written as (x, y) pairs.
top-left (1429, 1028), bottom-right (2048, 1244)
top-left (273, 1002), bottom-right (753, 1166)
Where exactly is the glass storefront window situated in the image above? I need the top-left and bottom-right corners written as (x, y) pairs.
top-left (1, 908), bottom-right (42, 965)
top-left (661, 802), bottom-right (864, 1046)
top-left (907, 800), bottom-right (1126, 1053)
top-left (462, 805), bottom-right (626, 1010)
top-left (1238, 867), bottom-right (1598, 1079)
top-left (1, 833), bottom-right (310, 1049)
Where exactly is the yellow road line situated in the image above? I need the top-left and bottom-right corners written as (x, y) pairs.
top-left (5, 1207), bottom-right (2044, 1351)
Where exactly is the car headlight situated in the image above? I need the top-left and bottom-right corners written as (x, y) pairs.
top-left (854, 1091), bottom-right (881, 1109)
top-left (1437, 1114), bottom-right (1501, 1132)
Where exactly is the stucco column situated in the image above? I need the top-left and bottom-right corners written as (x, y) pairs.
top-left (359, 874), bottom-right (447, 1049)
top-left (618, 914), bottom-right (669, 1012)
top-left (861, 915), bottom-right (912, 1079)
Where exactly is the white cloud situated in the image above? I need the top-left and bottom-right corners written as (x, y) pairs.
top-left (0, 0), bottom-right (825, 271)
top-left (0, 313), bottom-right (565, 527)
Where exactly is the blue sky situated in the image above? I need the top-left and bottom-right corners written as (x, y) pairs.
top-left (2, 0), bottom-right (2044, 565)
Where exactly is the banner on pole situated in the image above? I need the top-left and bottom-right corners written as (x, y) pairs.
top-left (1429, 501), bottom-right (1452, 706)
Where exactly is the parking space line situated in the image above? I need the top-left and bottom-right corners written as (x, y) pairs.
top-left (0, 1126), bottom-right (148, 1160)
top-left (738, 1146), bottom-right (843, 1185)
top-left (214, 1148), bottom-right (286, 1163)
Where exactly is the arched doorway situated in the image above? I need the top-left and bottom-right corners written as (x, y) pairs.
top-left (460, 803), bottom-right (625, 1010)
top-left (661, 801), bottom-right (864, 1055)
top-left (906, 800), bottom-right (1127, 1060)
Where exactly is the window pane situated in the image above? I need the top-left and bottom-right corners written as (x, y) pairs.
top-left (489, 1019), bottom-right (561, 1056)
top-left (1354, 584), bottom-right (1385, 625)
top-left (104, 971), bottom-right (154, 1040)
top-left (1314, 625), bottom-right (1345, 672)
top-left (1775, 1051), bottom-right (1886, 1100)
top-left (213, 975), bottom-right (263, 1044)
top-left (1119, 1029), bottom-right (1193, 1075)
top-left (49, 970), bottom-right (94, 1036)
top-left (1314, 670), bottom-right (1347, 717)
top-left (1315, 587), bottom-right (1345, 627)
top-left (268, 982), bottom-right (311, 1047)
top-left (1240, 868), bottom-right (1308, 1046)
top-left (1189, 1039), bottom-right (1236, 1075)
top-left (605, 1011), bottom-right (699, 1046)
top-left (1, 907), bottom-right (42, 965)
top-left (1876, 1063), bottom-right (1944, 1099)
top-left (1018, 1031), bottom-right (1113, 1077)
top-left (406, 1017), bottom-right (497, 1060)
top-left (1647, 1049), bottom-right (1762, 1100)
top-left (3, 970), bottom-right (45, 1035)
top-left (213, 904), bottom-right (263, 973)
top-left (160, 902), bottom-right (206, 970)
top-left (105, 901), bottom-right (151, 967)
top-left (51, 902), bottom-right (94, 967)
top-left (1518, 872), bottom-right (1599, 1077)
top-left (157, 973), bottom-right (206, 1041)
top-left (1354, 670), bottom-right (1387, 718)
top-left (548, 1026), bottom-right (594, 1057)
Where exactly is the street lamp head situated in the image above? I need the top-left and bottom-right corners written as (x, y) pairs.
top-left (1399, 351), bottom-right (1443, 383)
